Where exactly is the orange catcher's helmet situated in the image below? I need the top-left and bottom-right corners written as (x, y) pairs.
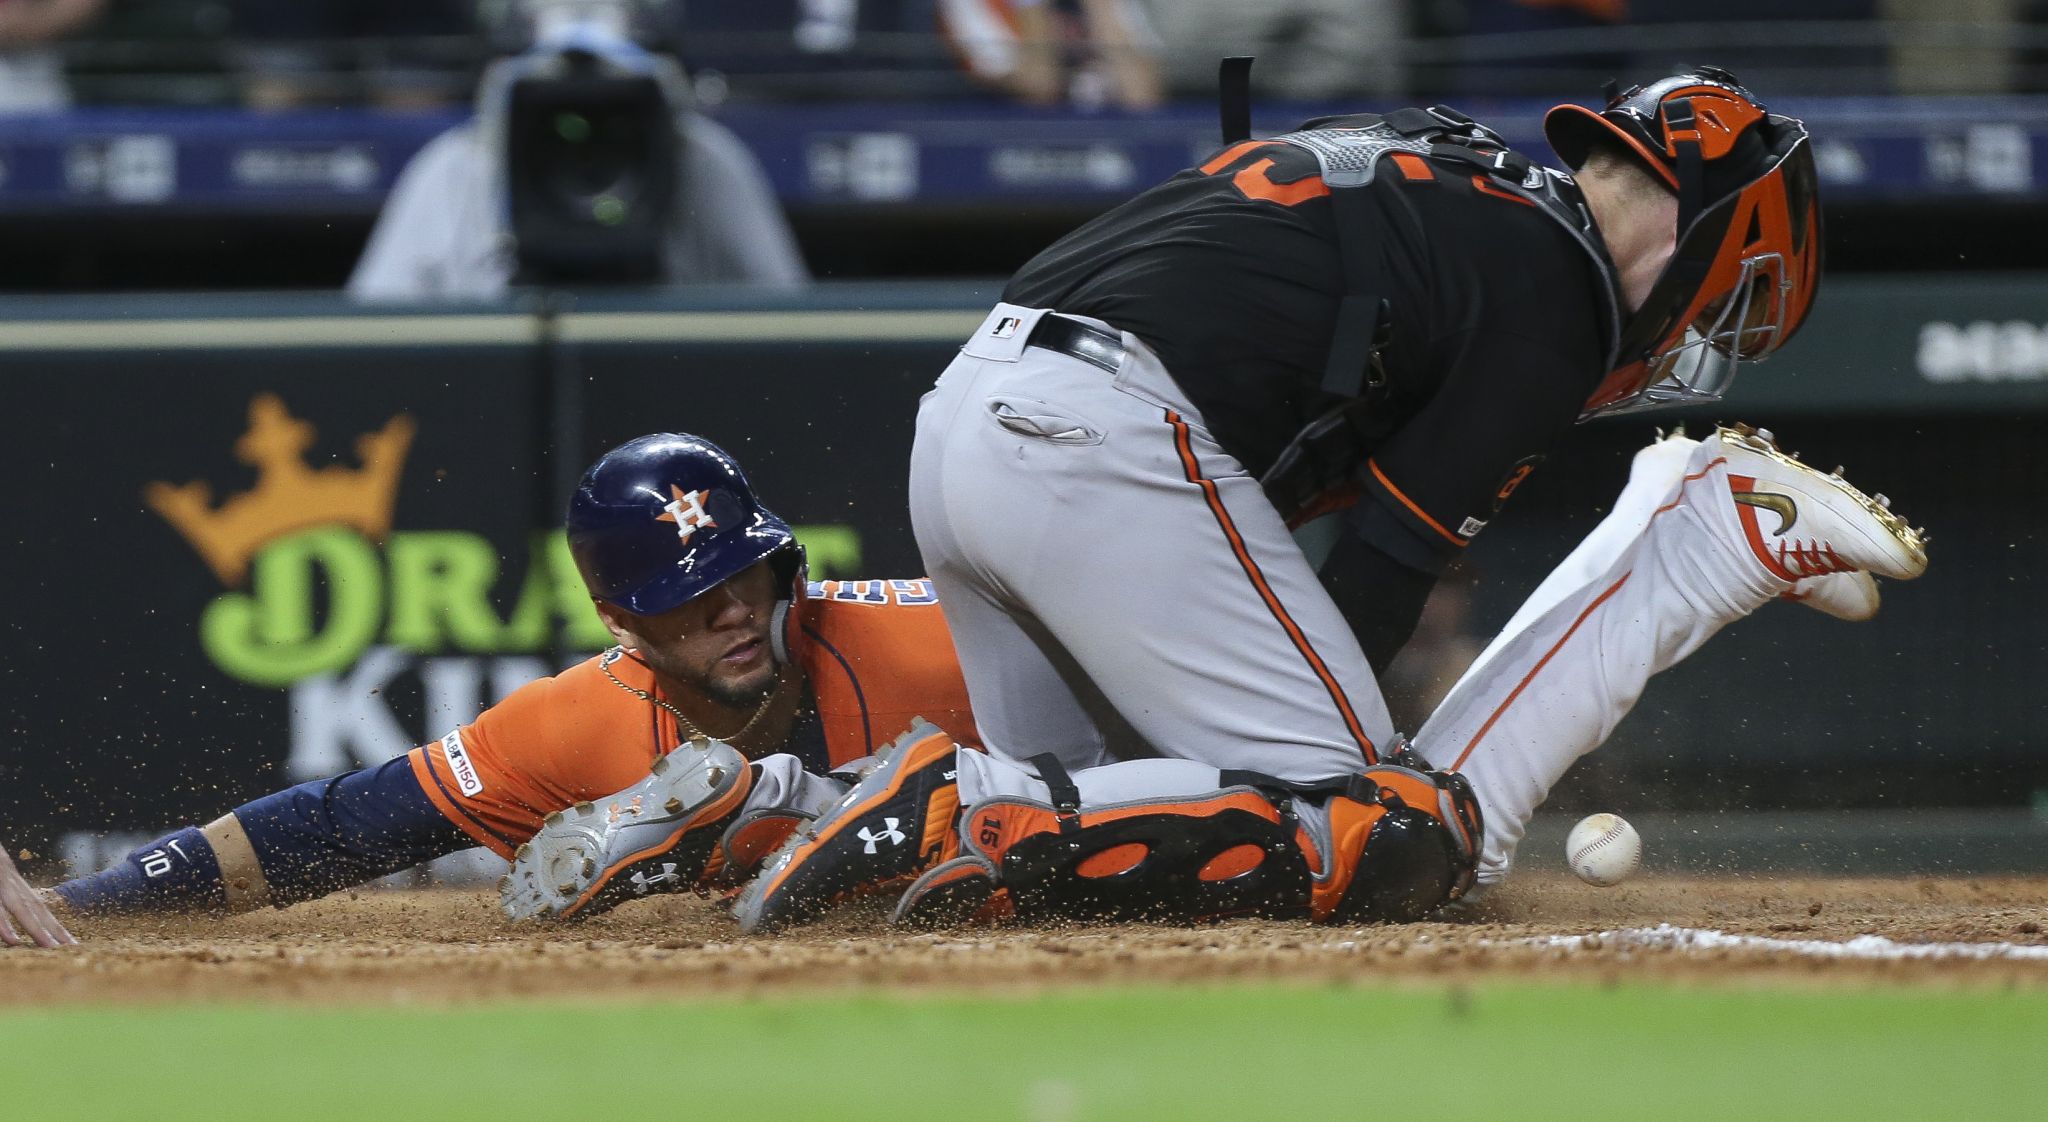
top-left (1547, 66), bottom-right (1824, 417)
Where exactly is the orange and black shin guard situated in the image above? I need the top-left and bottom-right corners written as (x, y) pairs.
top-left (1302, 765), bottom-right (1481, 925)
top-left (940, 786), bottom-right (1315, 925)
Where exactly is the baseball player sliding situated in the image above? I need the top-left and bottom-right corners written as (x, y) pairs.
top-left (0, 435), bottom-right (980, 937)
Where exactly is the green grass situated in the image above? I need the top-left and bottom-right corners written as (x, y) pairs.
top-left (2, 982), bottom-right (2043, 1120)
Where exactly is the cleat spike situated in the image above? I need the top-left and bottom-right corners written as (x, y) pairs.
top-left (1874, 494), bottom-right (1891, 509)
top-left (574, 801), bottom-right (595, 815)
top-left (1832, 466), bottom-right (1845, 477)
top-left (706, 767), bottom-right (725, 786)
top-left (543, 811), bottom-right (564, 827)
top-left (557, 882), bottom-right (578, 896)
top-left (664, 797), bottom-right (685, 815)
top-left (514, 844), bottom-right (531, 860)
top-left (581, 858), bottom-right (596, 879)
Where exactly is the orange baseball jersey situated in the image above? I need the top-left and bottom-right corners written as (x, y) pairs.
top-left (407, 579), bottom-right (976, 857)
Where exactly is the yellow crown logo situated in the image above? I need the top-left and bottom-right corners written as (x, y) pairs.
top-left (145, 394), bottom-right (416, 586)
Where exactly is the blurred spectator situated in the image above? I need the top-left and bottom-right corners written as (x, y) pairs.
top-left (230, 0), bottom-right (474, 109)
top-left (0, 0), bottom-right (104, 111)
top-left (1882, 0), bottom-right (2019, 94)
top-left (666, 0), bottom-right (963, 98)
top-left (1143, 0), bottom-right (1402, 101)
top-left (1627, 0), bottom-right (1885, 96)
top-left (940, 0), bottom-right (1163, 110)
top-left (1453, 0), bottom-right (1627, 98)
top-left (349, 6), bottom-right (807, 301)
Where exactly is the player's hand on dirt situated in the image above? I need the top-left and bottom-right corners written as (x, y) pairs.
top-left (0, 843), bottom-right (76, 948)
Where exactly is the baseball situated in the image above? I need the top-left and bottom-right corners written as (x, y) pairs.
top-left (1565, 813), bottom-right (1642, 886)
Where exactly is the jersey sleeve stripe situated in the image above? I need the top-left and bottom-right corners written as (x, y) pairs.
top-left (1367, 458), bottom-right (1469, 547)
top-left (1165, 409), bottom-right (1379, 764)
top-left (408, 750), bottom-right (519, 857)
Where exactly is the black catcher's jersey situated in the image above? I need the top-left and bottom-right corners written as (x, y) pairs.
top-left (1003, 114), bottom-right (1615, 570)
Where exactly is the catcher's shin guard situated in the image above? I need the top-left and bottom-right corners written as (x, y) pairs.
top-left (935, 790), bottom-right (1312, 926)
top-left (893, 756), bottom-right (1482, 929)
top-left (733, 720), bottom-right (963, 933)
top-left (896, 752), bottom-right (1314, 928)
top-left (1300, 762), bottom-right (1483, 924)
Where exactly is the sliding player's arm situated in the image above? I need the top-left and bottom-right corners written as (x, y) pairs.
top-left (49, 755), bottom-right (481, 916)
top-left (48, 670), bottom-right (605, 916)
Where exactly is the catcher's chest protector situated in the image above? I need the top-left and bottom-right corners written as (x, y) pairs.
top-left (1258, 108), bottom-right (1626, 522)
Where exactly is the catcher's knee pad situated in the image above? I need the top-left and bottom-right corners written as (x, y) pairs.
top-left (1302, 764), bottom-right (1483, 925)
top-left (898, 787), bottom-right (1314, 926)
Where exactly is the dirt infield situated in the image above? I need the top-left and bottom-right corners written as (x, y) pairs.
top-left (5, 873), bottom-right (2046, 1006)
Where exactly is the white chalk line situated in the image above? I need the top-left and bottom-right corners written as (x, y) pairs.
top-left (1479, 924), bottom-right (2048, 963)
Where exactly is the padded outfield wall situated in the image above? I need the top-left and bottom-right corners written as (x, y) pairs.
top-left (0, 278), bottom-right (2040, 872)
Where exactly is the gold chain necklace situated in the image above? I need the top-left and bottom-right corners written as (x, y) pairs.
top-left (600, 646), bottom-right (776, 744)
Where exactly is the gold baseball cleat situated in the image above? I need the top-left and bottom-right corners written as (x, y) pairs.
top-left (1713, 424), bottom-right (1928, 583)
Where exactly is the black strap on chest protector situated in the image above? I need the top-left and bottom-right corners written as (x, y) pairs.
top-left (1218, 56), bottom-right (1254, 145)
top-left (1217, 55), bottom-right (1385, 403)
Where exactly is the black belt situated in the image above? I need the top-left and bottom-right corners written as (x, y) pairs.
top-left (1026, 314), bottom-right (1125, 374)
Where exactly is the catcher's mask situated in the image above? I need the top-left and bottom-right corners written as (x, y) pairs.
top-left (1547, 66), bottom-right (1824, 418)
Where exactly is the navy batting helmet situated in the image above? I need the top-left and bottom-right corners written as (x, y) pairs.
top-left (567, 433), bottom-right (804, 616)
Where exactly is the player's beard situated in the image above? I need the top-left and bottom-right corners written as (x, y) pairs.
top-left (702, 662), bottom-right (779, 709)
top-left (641, 644), bottom-right (778, 711)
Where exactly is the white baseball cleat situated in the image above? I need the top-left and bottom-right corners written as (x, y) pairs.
top-left (1640, 427), bottom-right (1885, 620)
top-left (1709, 424), bottom-right (1929, 584)
top-left (1782, 570), bottom-right (1881, 622)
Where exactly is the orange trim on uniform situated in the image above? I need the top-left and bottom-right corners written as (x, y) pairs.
top-left (1390, 153), bottom-right (1435, 181)
top-left (1234, 159), bottom-right (1332, 206)
top-left (1470, 175), bottom-right (1536, 206)
top-left (1367, 459), bottom-right (1467, 548)
top-left (1654, 457), bottom-right (1727, 515)
top-left (1166, 410), bottom-right (1378, 763)
top-left (407, 750), bottom-right (513, 858)
top-left (1448, 454), bottom-right (1745, 772)
top-left (1199, 139), bottom-right (1268, 175)
top-left (1449, 570), bottom-right (1634, 772)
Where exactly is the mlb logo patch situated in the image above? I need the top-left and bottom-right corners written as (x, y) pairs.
top-left (992, 316), bottom-right (1023, 339)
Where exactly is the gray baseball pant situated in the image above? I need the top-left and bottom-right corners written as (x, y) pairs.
top-left (908, 303), bottom-right (1397, 787)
